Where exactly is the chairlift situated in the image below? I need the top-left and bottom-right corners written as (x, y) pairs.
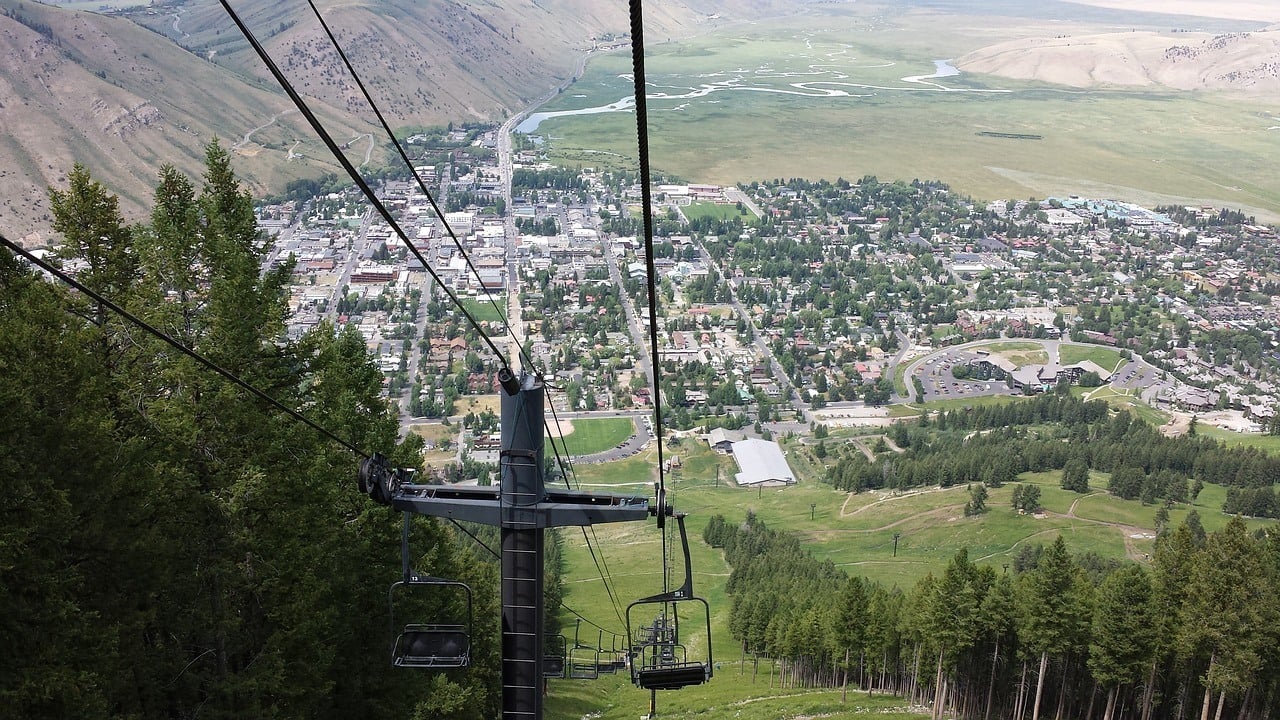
top-left (388, 512), bottom-right (473, 669)
top-left (568, 619), bottom-right (601, 680)
top-left (595, 631), bottom-right (618, 675)
top-left (543, 633), bottom-right (567, 678)
top-left (626, 512), bottom-right (713, 691)
top-left (610, 634), bottom-right (629, 672)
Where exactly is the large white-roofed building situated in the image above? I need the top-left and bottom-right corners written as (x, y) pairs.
top-left (731, 438), bottom-right (797, 487)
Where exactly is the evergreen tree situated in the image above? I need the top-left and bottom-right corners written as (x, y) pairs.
top-left (1090, 565), bottom-right (1157, 720)
top-left (1061, 458), bottom-right (1089, 493)
top-left (5, 153), bottom-right (501, 718)
top-left (1178, 518), bottom-right (1276, 720)
top-left (1018, 537), bottom-right (1091, 720)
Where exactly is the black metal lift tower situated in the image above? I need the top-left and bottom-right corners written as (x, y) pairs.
top-left (359, 368), bottom-right (655, 719)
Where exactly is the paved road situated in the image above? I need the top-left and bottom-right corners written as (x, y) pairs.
top-left (493, 44), bottom-right (612, 371)
top-left (603, 238), bottom-right (656, 398)
top-left (724, 187), bottom-right (763, 220)
top-left (693, 238), bottom-right (807, 423)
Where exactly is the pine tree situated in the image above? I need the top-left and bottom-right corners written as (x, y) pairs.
top-left (978, 574), bottom-right (1018, 720)
top-left (47, 163), bottom-right (137, 354)
top-left (1178, 518), bottom-right (1276, 720)
top-left (1018, 536), bottom-right (1091, 720)
top-left (1090, 565), bottom-right (1157, 720)
top-left (1061, 458), bottom-right (1089, 493)
top-left (0, 251), bottom-right (114, 717)
top-left (923, 549), bottom-right (982, 719)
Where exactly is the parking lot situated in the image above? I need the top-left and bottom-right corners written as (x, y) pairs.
top-left (913, 350), bottom-right (1014, 401)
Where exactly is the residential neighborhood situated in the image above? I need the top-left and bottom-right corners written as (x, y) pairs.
top-left (255, 122), bottom-right (1280, 471)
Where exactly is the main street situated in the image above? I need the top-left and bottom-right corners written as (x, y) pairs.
top-left (603, 239), bottom-right (656, 400)
top-left (493, 47), bottom-right (599, 370)
top-left (693, 237), bottom-right (808, 424)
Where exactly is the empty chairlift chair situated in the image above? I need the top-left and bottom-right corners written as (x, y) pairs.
top-left (568, 648), bottom-right (600, 680)
top-left (568, 619), bottom-right (601, 680)
top-left (388, 512), bottom-right (473, 669)
top-left (626, 513), bottom-right (713, 691)
top-left (543, 633), bottom-right (567, 679)
top-left (595, 631), bottom-right (618, 675)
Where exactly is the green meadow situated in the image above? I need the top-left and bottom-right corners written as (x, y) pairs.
top-left (531, 11), bottom-right (1280, 220)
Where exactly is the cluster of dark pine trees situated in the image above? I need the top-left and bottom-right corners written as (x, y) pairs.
top-left (1, 144), bottom-right (502, 718)
top-left (705, 512), bottom-right (1279, 720)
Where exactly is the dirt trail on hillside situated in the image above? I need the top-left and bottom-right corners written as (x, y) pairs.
top-left (840, 486), bottom-right (961, 518)
top-left (805, 504), bottom-right (968, 540)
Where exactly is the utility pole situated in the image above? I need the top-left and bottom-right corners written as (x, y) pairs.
top-left (360, 369), bottom-right (655, 720)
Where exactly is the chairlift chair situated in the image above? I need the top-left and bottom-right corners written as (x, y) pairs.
top-left (595, 631), bottom-right (618, 675)
top-left (543, 633), bottom-right (567, 678)
top-left (610, 635), bottom-right (629, 672)
top-left (568, 619), bottom-right (601, 680)
top-left (626, 512), bottom-right (713, 691)
top-left (388, 512), bottom-right (473, 669)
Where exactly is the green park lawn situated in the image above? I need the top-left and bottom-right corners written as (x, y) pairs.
top-left (682, 200), bottom-right (757, 224)
top-left (459, 296), bottom-right (506, 324)
top-left (1058, 343), bottom-right (1125, 373)
top-left (549, 417), bottom-right (637, 457)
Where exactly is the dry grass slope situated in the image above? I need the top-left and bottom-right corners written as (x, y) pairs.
top-left (0, 0), bottom-right (365, 238)
top-left (958, 28), bottom-right (1280, 92)
top-left (2, 0), bottom-right (802, 238)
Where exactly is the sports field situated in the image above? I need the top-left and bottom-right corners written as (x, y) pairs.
top-left (529, 7), bottom-right (1280, 220)
top-left (547, 417), bottom-right (636, 456)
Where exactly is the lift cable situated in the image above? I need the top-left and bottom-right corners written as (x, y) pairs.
top-left (294, 2), bottom-right (593, 493)
top-left (626, 0), bottom-right (672, 594)
top-left (542, 402), bottom-right (630, 632)
top-left (302, 0), bottom-right (536, 373)
top-left (532, 392), bottom-right (627, 627)
top-left (223, 0), bottom-right (685, 680)
top-left (448, 512), bottom-right (627, 635)
top-left (0, 233), bottom-right (368, 459)
top-left (218, 0), bottom-right (508, 370)
top-left (226, 0), bottom-right (633, 642)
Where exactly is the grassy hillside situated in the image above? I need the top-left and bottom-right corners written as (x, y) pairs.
top-left (544, 426), bottom-right (1275, 718)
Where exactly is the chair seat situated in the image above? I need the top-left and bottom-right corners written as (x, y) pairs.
top-left (635, 663), bottom-right (709, 690)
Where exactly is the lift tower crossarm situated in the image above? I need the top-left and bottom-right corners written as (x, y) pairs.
top-left (359, 368), bottom-right (660, 720)
top-left (387, 485), bottom-right (651, 527)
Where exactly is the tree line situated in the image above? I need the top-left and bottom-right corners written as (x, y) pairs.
top-left (704, 511), bottom-right (1280, 720)
top-left (825, 396), bottom-right (1280, 516)
top-left (1, 145), bottom-right (506, 718)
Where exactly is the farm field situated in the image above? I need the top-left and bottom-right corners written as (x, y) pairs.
top-left (531, 8), bottom-right (1280, 220)
top-left (545, 433), bottom-right (1275, 718)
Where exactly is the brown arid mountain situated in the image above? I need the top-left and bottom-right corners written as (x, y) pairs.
top-left (2, 0), bottom-right (801, 242)
top-left (957, 27), bottom-right (1280, 92)
top-left (1, 0), bottom-right (362, 244)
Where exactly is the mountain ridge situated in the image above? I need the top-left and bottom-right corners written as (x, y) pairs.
top-left (3, 0), bottom-right (803, 240)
